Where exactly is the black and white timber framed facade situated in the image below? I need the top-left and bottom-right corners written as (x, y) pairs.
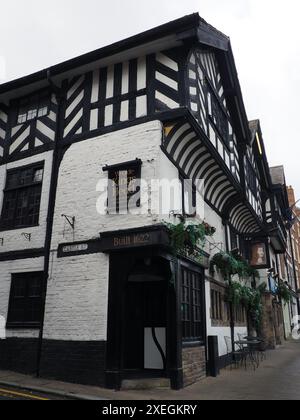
top-left (0, 14), bottom-right (295, 389)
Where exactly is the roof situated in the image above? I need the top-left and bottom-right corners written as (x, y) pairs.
top-left (0, 13), bottom-right (251, 143)
top-left (0, 13), bottom-right (229, 99)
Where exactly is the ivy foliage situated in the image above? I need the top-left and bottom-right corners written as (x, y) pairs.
top-left (164, 221), bottom-right (216, 256)
top-left (227, 282), bottom-right (266, 327)
top-left (276, 281), bottom-right (293, 304)
top-left (210, 251), bottom-right (260, 281)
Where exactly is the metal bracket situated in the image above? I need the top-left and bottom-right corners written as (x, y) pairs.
top-left (209, 242), bottom-right (223, 253)
top-left (61, 214), bottom-right (75, 230)
top-left (169, 211), bottom-right (185, 222)
top-left (21, 233), bottom-right (31, 242)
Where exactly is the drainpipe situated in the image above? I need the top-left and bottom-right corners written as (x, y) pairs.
top-left (288, 229), bottom-right (300, 323)
top-left (36, 75), bottom-right (66, 377)
top-left (229, 279), bottom-right (235, 359)
top-left (224, 221), bottom-right (235, 357)
top-left (289, 229), bottom-right (298, 295)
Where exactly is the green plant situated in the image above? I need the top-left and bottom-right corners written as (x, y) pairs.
top-left (276, 281), bottom-right (293, 304)
top-left (164, 221), bottom-right (216, 257)
top-left (210, 252), bottom-right (260, 281)
top-left (226, 282), bottom-right (266, 327)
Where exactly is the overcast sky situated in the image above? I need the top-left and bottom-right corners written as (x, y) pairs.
top-left (0, 0), bottom-right (299, 200)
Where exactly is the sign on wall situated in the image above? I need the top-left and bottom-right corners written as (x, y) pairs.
top-left (250, 239), bottom-right (270, 269)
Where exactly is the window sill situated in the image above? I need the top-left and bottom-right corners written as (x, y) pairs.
top-left (0, 224), bottom-right (40, 233)
top-left (182, 340), bottom-right (204, 348)
top-left (6, 323), bottom-right (41, 330)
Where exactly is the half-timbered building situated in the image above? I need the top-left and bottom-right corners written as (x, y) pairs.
top-left (0, 14), bottom-right (291, 389)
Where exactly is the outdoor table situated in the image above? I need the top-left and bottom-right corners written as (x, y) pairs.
top-left (234, 340), bottom-right (261, 345)
top-left (244, 336), bottom-right (263, 342)
top-left (234, 340), bottom-right (261, 369)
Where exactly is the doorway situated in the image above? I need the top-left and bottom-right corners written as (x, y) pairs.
top-left (122, 257), bottom-right (170, 375)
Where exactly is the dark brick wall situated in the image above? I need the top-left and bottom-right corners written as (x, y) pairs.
top-left (40, 339), bottom-right (106, 386)
top-left (182, 346), bottom-right (206, 387)
top-left (0, 338), bottom-right (38, 374)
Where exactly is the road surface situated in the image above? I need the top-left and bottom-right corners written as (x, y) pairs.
top-left (0, 386), bottom-right (68, 400)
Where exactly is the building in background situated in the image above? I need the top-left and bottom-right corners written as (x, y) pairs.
top-left (269, 168), bottom-right (299, 338)
top-left (287, 185), bottom-right (300, 312)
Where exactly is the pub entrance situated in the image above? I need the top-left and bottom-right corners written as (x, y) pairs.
top-left (123, 257), bottom-right (169, 374)
top-left (105, 250), bottom-right (182, 390)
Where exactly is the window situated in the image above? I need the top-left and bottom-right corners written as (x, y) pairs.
top-left (0, 163), bottom-right (44, 229)
top-left (181, 178), bottom-right (196, 217)
top-left (230, 228), bottom-right (239, 251)
top-left (208, 88), bottom-right (229, 145)
top-left (17, 91), bottom-right (50, 124)
top-left (103, 160), bottom-right (141, 214)
top-left (7, 272), bottom-right (43, 328)
top-left (181, 268), bottom-right (203, 342)
top-left (234, 305), bottom-right (247, 325)
top-left (211, 289), bottom-right (223, 321)
top-left (246, 158), bottom-right (257, 197)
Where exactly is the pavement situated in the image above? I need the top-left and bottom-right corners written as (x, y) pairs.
top-left (0, 339), bottom-right (300, 400)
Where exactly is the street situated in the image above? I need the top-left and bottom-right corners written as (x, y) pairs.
top-left (0, 340), bottom-right (299, 400)
top-left (0, 386), bottom-right (68, 400)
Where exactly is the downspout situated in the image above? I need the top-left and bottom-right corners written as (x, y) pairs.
top-left (224, 221), bottom-right (235, 357)
top-left (288, 228), bottom-right (299, 319)
top-left (36, 74), bottom-right (66, 377)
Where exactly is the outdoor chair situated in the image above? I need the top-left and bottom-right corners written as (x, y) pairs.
top-left (224, 336), bottom-right (247, 370)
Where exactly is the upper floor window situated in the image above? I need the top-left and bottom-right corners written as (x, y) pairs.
top-left (180, 178), bottom-right (196, 217)
top-left (208, 88), bottom-right (229, 145)
top-left (0, 162), bottom-right (44, 230)
top-left (103, 159), bottom-right (141, 214)
top-left (17, 91), bottom-right (50, 124)
top-left (246, 158), bottom-right (257, 197)
top-left (7, 272), bottom-right (43, 329)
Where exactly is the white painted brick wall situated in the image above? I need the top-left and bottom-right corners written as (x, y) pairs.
top-left (0, 151), bottom-right (53, 252)
top-left (50, 121), bottom-right (164, 247)
top-left (0, 257), bottom-right (44, 339)
top-left (43, 252), bottom-right (109, 341)
top-left (44, 121), bottom-right (166, 341)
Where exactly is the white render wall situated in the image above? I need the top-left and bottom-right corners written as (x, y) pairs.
top-left (50, 120), bottom-right (165, 248)
top-left (0, 151), bottom-right (53, 253)
top-left (203, 207), bottom-right (248, 357)
top-left (205, 279), bottom-right (248, 357)
top-left (43, 253), bottom-right (109, 341)
top-left (44, 121), bottom-right (174, 342)
top-left (0, 257), bottom-right (44, 339)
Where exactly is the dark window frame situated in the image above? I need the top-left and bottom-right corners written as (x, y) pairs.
top-left (246, 157), bottom-right (258, 198)
top-left (7, 272), bottom-right (43, 329)
top-left (180, 177), bottom-right (196, 218)
top-left (211, 289), bottom-right (223, 321)
top-left (103, 159), bottom-right (142, 214)
top-left (0, 161), bottom-right (44, 231)
top-left (15, 89), bottom-right (51, 126)
top-left (181, 267), bottom-right (204, 343)
top-left (206, 80), bottom-right (230, 147)
top-left (230, 227), bottom-right (239, 252)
